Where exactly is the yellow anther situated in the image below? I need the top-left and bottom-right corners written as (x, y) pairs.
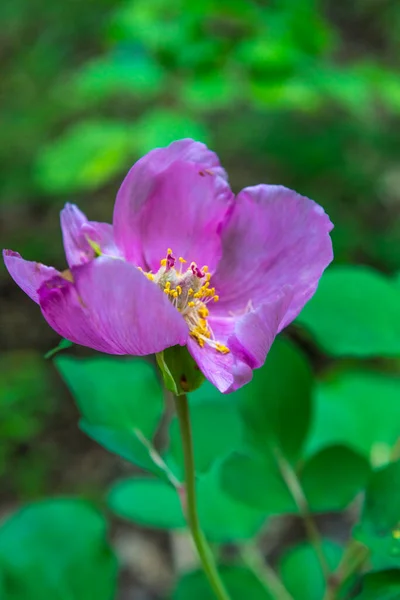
top-left (188, 288), bottom-right (194, 296)
top-left (137, 267), bottom-right (143, 272)
top-left (216, 344), bottom-right (230, 354)
top-left (203, 282), bottom-right (210, 289)
top-left (202, 265), bottom-right (209, 273)
top-left (193, 292), bottom-right (201, 298)
top-left (160, 258), bottom-right (167, 266)
top-left (179, 257), bottom-right (187, 263)
top-left (176, 285), bottom-right (182, 295)
top-left (146, 273), bottom-right (154, 281)
top-left (164, 288), bottom-right (170, 294)
top-left (198, 306), bottom-right (209, 318)
top-left (188, 301), bottom-right (195, 307)
top-left (172, 290), bottom-right (178, 298)
top-left (205, 273), bottom-right (211, 281)
top-left (167, 248), bottom-right (173, 255)
top-left (165, 281), bottom-right (171, 289)
top-left (213, 295), bottom-right (219, 302)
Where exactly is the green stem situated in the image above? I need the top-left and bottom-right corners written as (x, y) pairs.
top-left (240, 546), bottom-right (295, 600)
top-left (274, 447), bottom-right (331, 583)
top-left (322, 541), bottom-right (370, 600)
top-left (174, 394), bottom-right (231, 600)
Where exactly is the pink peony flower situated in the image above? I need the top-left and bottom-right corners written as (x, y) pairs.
top-left (3, 139), bottom-right (333, 393)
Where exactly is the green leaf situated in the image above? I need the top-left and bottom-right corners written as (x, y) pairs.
top-left (44, 338), bottom-right (73, 359)
top-left (296, 266), bottom-right (400, 357)
top-left (167, 399), bottom-right (243, 475)
top-left (0, 499), bottom-right (117, 600)
top-left (107, 478), bottom-right (185, 530)
top-left (173, 565), bottom-right (273, 600)
top-left (301, 446), bottom-right (371, 512)
top-left (221, 445), bottom-right (369, 516)
top-left (307, 370), bottom-right (400, 464)
top-left (355, 461), bottom-right (400, 571)
top-left (220, 451), bottom-right (296, 514)
top-left (236, 337), bottom-right (313, 461)
top-left (279, 541), bottom-right (342, 600)
top-left (57, 356), bottom-right (168, 478)
top-left (35, 120), bottom-right (135, 194)
top-left (197, 463), bottom-right (266, 542)
top-left (107, 465), bottom-right (264, 542)
top-left (354, 570), bottom-right (400, 600)
top-left (80, 421), bottom-right (174, 482)
top-left (156, 345), bottom-right (205, 396)
top-left (56, 356), bottom-right (162, 437)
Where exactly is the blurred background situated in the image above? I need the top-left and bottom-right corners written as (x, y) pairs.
top-left (1, 0), bottom-right (400, 597)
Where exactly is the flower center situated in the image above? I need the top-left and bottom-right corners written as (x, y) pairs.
top-left (140, 249), bottom-right (229, 354)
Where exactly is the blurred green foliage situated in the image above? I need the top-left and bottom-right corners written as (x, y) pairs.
top-left (1, 0), bottom-right (400, 598)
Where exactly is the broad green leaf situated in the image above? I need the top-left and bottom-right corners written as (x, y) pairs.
top-left (236, 337), bottom-right (313, 461)
top-left (173, 565), bottom-right (273, 600)
top-left (355, 461), bottom-right (400, 571)
top-left (197, 463), bottom-right (266, 542)
top-left (0, 499), bottom-right (117, 600)
top-left (301, 446), bottom-right (371, 512)
top-left (168, 400), bottom-right (243, 475)
top-left (279, 541), bottom-right (342, 600)
top-left (35, 120), bottom-right (135, 193)
top-left (220, 451), bottom-right (296, 514)
top-left (296, 266), bottom-right (400, 357)
top-left (107, 478), bottom-right (185, 530)
top-left (107, 465), bottom-right (265, 542)
top-left (307, 370), bottom-right (400, 464)
top-left (80, 421), bottom-right (173, 482)
top-left (56, 356), bottom-right (162, 437)
top-left (57, 357), bottom-right (167, 477)
top-left (221, 445), bottom-right (369, 516)
top-left (355, 570), bottom-right (400, 600)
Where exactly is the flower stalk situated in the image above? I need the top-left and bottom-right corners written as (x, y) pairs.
top-left (174, 393), bottom-right (231, 600)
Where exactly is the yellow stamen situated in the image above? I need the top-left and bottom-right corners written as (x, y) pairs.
top-left (179, 257), bottom-right (187, 263)
top-left (167, 248), bottom-right (173, 255)
top-left (213, 295), bottom-right (219, 302)
top-left (176, 285), bottom-right (182, 295)
top-left (216, 343), bottom-right (230, 354)
top-left (160, 258), bottom-right (167, 266)
top-left (188, 288), bottom-right (194, 296)
top-left (146, 273), bottom-right (154, 281)
top-left (188, 301), bottom-right (195, 307)
top-left (202, 265), bottom-right (209, 273)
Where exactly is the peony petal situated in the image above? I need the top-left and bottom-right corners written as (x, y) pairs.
top-left (38, 275), bottom-right (116, 353)
top-left (139, 161), bottom-right (233, 272)
top-left (39, 256), bottom-right (189, 355)
top-left (113, 139), bottom-right (230, 266)
top-left (227, 288), bottom-right (293, 369)
top-left (188, 288), bottom-right (292, 393)
top-left (213, 185), bottom-right (333, 330)
top-left (61, 203), bottom-right (120, 267)
top-left (60, 203), bottom-right (91, 267)
top-left (187, 335), bottom-right (253, 394)
top-left (3, 249), bottom-right (59, 304)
